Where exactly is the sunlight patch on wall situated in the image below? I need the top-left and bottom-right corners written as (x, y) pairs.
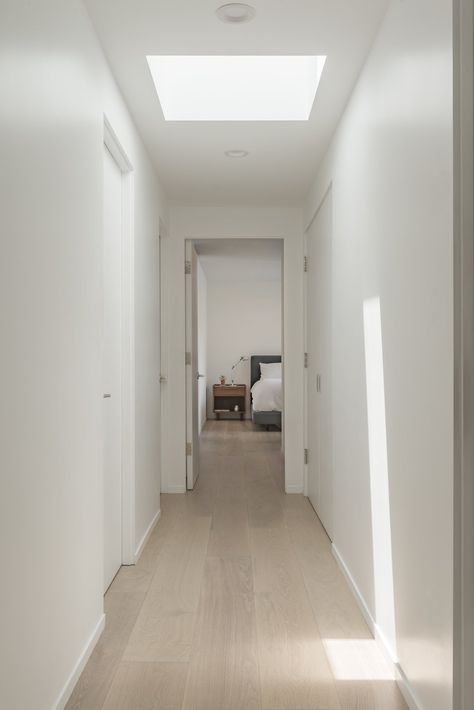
top-left (363, 296), bottom-right (398, 662)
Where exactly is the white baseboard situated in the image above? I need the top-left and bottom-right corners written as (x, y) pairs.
top-left (332, 544), bottom-right (379, 641)
top-left (396, 664), bottom-right (426, 710)
top-left (331, 544), bottom-right (424, 710)
top-left (53, 613), bottom-right (105, 710)
top-left (285, 484), bottom-right (304, 494)
top-left (162, 484), bottom-right (187, 494)
top-left (134, 509), bottom-right (161, 563)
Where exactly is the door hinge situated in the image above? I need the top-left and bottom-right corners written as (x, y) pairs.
top-left (186, 442), bottom-right (192, 455)
top-left (304, 255), bottom-right (309, 273)
top-left (317, 374), bottom-right (321, 392)
top-left (185, 260), bottom-right (192, 275)
top-left (304, 352), bottom-right (309, 368)
top-left (304, 448), bottom-right (309, 465)
top-left (185, 351), bottom-right (191, 365)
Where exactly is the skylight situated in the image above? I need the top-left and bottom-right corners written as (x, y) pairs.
top-left (146, 55), bottom-right (326, 121)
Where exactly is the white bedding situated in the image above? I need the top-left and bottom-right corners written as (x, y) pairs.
top-left (251, 378), bottom-right (282, 412)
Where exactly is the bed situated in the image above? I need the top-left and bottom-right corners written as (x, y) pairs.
top-left (250, 355), bottom-right (282, 430)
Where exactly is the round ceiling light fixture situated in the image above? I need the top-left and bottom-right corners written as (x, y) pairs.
top-left (225, 149), bottom-right (249, 158)
top-left (216, 3), bottom-right (256, 23)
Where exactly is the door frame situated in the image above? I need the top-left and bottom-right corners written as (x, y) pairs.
top-left (159, 218), bottom-right (168, 494)
top-left (103, 115), bottom-right (135, 566)
top-left (184, 240), bottom-right (200, 490)
top-left (184, 236), bottom-right (286, 490)
top-left (453, 0), bottom-right (474, 705)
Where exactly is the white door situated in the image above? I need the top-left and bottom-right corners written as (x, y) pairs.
top-left (307, 188), bottom-right (333, 539)
top-left (103, 145), bottom-right (123, 590)
top-left (185, 241), bottom-right (200, 489)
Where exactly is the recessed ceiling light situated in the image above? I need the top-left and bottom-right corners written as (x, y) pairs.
top-left (225, 150), bottom-right (249, 158)
top-left (146, 55), bottom-right (327, 121)
top-left (216, 3), bottom-right (256, 23)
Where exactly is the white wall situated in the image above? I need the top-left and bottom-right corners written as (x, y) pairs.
top-left (0, 2), bottom-right (167, 708)
top-left (206, 280), bottom-right (282, 418)
top-left (197, 259), bottom-right (208, 432)
top-left (305, 1), bottom-right (453, 708)
top-left (162, 206), bottom-right (304, 494)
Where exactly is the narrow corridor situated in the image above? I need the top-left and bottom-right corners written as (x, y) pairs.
top-left (68, 421), bottom-right (407, 710)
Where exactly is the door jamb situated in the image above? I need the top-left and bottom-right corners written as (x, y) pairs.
top-left (303, 227), bottom-right (309, 497)
top-left (184, 239), bottom-right (197, 490)
top-left (103, 115), bottom-right (136, 566)
top-left (159, 219), bottom-right (167, 496)
top-left (453, 0), bottom-right (474, 706)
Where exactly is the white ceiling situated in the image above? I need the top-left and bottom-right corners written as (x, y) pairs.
top-left (195, 239), bottom-right (282, 281)
top-left (85, 0), bottom-right (389, 205)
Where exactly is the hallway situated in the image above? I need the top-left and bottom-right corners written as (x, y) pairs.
top-left (2, 1), bottom-right (467, 707)
top-left (68, 422), bottom-right (407, 710)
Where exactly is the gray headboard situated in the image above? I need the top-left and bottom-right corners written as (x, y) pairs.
top-left (250, 355), bottom-right (282, 389)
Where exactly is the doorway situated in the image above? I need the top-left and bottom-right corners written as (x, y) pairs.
top-left (305, 187), bottom-right (333, 540)
top-left (185, 238), bottom-right (284, 490)
top-left (103, 143), bottom-right (123, 590)
top-left (102, 118), bottom-right (134, 590)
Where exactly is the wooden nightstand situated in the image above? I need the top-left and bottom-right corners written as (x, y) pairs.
top-left (213, 384), bottom-right (246, 420)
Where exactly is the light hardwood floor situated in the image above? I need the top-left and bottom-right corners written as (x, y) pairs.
top-left (67, 420), bottom-right (408, 710)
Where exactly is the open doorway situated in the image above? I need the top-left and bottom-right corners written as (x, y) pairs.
top-left (185, 238), bottom-right (284, 490)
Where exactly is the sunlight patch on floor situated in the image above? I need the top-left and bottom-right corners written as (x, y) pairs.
top-left (323, 638), bottom-right (395, 681)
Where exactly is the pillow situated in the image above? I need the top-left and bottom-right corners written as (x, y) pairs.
top-left (260, 362), bottom-right (282, 380)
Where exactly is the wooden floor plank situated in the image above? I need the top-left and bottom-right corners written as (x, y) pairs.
top-left (65, 589), bottom-right (146, 710)
top-left (207, 498), bottom-right (251, 558)
top-left (65, 503), bottom-right (178, 710)
top-left (123, 515), bottom-right (211, 663)
top-left (182, 556), bottom-right (262, 710)
top-left (334, 680), bottom-right (409, 710)
top-left (250, 525), bottom-right (341, 710)
top-left (284, 502), bottom-right (407, 710)
top-left (284, 505), bottom-right (370, 640)
top-left (101, 661), bottom-right (187, 710)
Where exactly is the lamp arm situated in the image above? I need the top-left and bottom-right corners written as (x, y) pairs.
top-left (231, 355), bottom-right (246, 370)
top-left (230, 356), bottom-right (248, 385)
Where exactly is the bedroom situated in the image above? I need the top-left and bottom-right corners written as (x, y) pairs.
top-left (185, 238), bottom-right (283, 489)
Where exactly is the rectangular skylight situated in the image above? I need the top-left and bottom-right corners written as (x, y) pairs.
top-left (146, 55), bottom-right (326, 121)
